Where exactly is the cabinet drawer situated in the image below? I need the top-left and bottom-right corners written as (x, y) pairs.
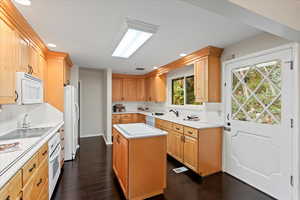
top-left (112, 114), bottom-right (121, 120)
top-left (184, 127), bottom-right (198, 139)
top-left (173, 123), bottom-right (184, 133)
top-left (112, 119), bottom-right (120, 124)
top-left (38, 143), bottom-right (48, 163)
top-left (22, 153), bottom-right (39, 186)
top-left (23, 160), bottom-right (48, 200)
top-left (155, 119), bottom-right (164, 126)
top-left (0, 170), bottom-right (22, 200)
top-left (121, 118), bottom-right (132, 124)
top-left (120, 114), bottom-right (132, 119)
top-left (163, 120), bottom-right (173, 130)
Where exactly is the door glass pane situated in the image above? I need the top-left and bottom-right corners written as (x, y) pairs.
top-left (231, 60), bottom-right (281, 124)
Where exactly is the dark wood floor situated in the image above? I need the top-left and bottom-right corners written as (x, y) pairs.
top-left (52, 136), bottom-right (274, 200)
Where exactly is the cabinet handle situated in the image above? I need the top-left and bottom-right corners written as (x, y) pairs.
top-left (188, 131), bottom-right (193, 134)
top-left (42, 150), bottom-right (48, 156)
top-left (14, 91), bottom-right (19, 102)
top-left (176, 127), bottom-right (180, 130)
top-left (28, 163), bottom-right (36, 172)
top-left (5, 195), bottom-right (10, 200)
top-left (36, 178), bottom-right (43, 187)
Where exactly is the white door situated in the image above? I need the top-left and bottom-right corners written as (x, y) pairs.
top-left (224, 47), bottom-right (294, 199)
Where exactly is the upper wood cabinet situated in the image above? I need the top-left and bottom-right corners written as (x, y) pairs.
top-left (122, 79), bottom-right (137, 101)
top-left (194, 55), bottom-right (221, 102)
top-left (112, 78), bottom-right (123, 101)
top-left (145, 74), bottom-right (166, 102)
top-left (0, 19), bottom-right (17, 104)
top-left (45, 51), bottom-right (72, 111)
top-left (112, 75), bottom-right (148, 102)
top-left (136, 78), bottom-right (146, 101)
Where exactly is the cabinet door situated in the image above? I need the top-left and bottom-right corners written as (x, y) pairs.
top-left (145, 76), bottom-right (155, 101)
top-left (123, 79), bottom-right (137, 101)
top-left (18, 36), bottom-right (29, 73)
top-left (112, 130), bottom-right (118, 173)
top-left (0, 20), bottom-right (17, 104)
top-left (136, 78), bottom-right (146, 101)
top-left (29, 46), bottom-right (39, 77)
top-left (112, 78), bottom-right (123, 101)
top-left (183, 136), bottom-right (198, 171)
top-left (168, 131), bottom-right (183, 162)
top-left (153, 74), bottom-right (166, 102)
top-left (194, 57), bottom-right (208, 102)
top-left (115, 134), bottom-right (128, 195)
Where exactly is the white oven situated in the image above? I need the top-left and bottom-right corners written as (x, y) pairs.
top-left (48, 132), bottom-right (61, 199)
top-left (16, 72), bottom-right (43, 104)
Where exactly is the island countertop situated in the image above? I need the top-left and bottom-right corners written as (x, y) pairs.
top-left (113, 123), bottom-right (168, 139)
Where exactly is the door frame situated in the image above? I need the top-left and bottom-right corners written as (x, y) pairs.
top-left (222, 43), bottom-right (300, 200)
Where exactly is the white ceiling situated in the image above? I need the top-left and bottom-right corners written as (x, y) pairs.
top-left (14, 0), bottom-right (261, 74)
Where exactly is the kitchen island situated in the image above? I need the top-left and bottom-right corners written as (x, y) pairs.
top-left (113, 123), bottom-right (167, 200)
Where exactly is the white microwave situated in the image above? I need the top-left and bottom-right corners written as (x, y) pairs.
top-left (16, 72), bottom-right (44, 104)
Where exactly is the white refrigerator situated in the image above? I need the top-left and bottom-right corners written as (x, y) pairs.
top-left (64, 85), bottom-right (79, 161)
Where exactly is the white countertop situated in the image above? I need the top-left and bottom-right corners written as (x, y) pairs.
top-left (113, 111), bottom-right (224, 129)
top-left (0, 120), bottom-right (64, 189)
top-left (114, 123), bottom-right (168, 139)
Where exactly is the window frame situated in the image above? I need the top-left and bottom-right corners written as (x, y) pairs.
top-left (168, 74), bottom-right (205, 110)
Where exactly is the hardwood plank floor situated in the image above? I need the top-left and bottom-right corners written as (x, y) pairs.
top-left (52, 136), bottom-right (274, 200)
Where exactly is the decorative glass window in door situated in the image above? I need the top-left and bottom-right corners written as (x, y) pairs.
top-left (231, 60), bottom-right (281, 124)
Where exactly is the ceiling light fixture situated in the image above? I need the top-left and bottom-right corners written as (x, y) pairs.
top-left (112, 18), bottom-right (159, 58)
top-left (180, 53), bottom-right (187, 57)
top-left (153, 66), bottom-right (158, 69)
top-left (47, 43), bottom-right (57, 48)
top-left (15, 0), bottom-right (31, 6)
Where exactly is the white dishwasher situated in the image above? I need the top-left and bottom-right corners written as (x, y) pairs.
top-left (48, 132), bottom-right (61, 199)
top-left (146, 115), bottom-right (155, 127)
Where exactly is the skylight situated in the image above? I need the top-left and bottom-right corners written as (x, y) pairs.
top-left (112, 18), bottom-right (158, 59)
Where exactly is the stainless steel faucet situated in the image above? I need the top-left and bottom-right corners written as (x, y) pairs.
top-left (169, 109), bottom-right (179, 117)
top-left (22, 113), bottom-right (30, 128)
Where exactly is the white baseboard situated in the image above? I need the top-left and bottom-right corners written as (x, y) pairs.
top-left (102, 135), bottom-right (112, 145)
top-left (80, 132), bottom-right (103, 138)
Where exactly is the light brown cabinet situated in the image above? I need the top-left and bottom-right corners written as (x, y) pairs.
top-left (113, 130), bottom-right (128, 194)
top-left (0, 143), bottom-right (49, 200)
top-left (136, 78), bottom-right (146, 101)
top-left (122, 79), bottom-right (137, 101)
top-left (113, 128), bottom-right (166, 200)
top-left (112, 78), bottom-right (123, 101)
top-left (145, 75), bottom-right (166, 102)
top-left (45, 52), bottom-right (72, 112)
top-left (155, 118), bottom-right (222, 176)
top-left (183, 135), bottom-right (198, 171)
top-left (0, 19), bottom-right (17, 104)
top-left (112, 113), bottom-right (146, 126)
top-left (194, 55), bottom-right (221, 103)
top-left (112, 74), bottom-right (166, 102)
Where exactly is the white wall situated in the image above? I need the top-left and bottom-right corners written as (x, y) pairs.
top-left (79, 68), bottom-right (105, 137)
top-left (222, 32), bottom-right (290, 61)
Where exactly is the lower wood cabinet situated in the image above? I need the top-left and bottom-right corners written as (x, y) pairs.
top-left (112, 113), bottom-right (146, 125)
top-left (0, 143), bottom-right (49, 200)
top-left (113, 128), bottom-right (166, 200)
top-left (155, 119), bottom-right (222, 176)
top-left (183, 135), bottom-right (198, 172)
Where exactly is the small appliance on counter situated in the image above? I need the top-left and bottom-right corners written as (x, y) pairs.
top-left (137, 105), bottom-right (150, 111)
top-left (113, 104), bottom-right (126, 112)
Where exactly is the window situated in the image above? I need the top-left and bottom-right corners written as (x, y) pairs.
top-left (171, 75), bottom-right (201, 105)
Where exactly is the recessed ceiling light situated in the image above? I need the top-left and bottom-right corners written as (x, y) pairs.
top-left (153, 66), bottom-right (158, 69)
top-left (180, 53), bottom-right (187, 57)
top-left (47, 43), bottom-right (57, 48)
top-left (112, 18), bottom-right (159, 58)
top-left (15, 0), bottom-right (31, 6)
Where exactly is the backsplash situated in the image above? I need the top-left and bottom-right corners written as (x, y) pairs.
top-left (0, 103), bottom-right (63, 134)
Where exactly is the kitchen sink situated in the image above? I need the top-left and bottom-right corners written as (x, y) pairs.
top-left (0, 127), bottom-right (53, 140)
